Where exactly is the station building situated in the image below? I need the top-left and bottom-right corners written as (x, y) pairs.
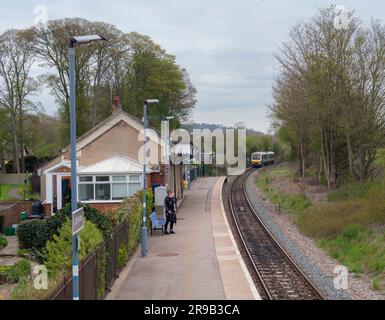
top-left (38, 98), bottom-right (185, 216)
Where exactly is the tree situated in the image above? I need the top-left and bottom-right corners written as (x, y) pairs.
top-left (31, 20), bottom-right (197, 139)
top-left (271, 6), bottom-right (385, 186)
top-left (0, 29), bottom-right (39, 173)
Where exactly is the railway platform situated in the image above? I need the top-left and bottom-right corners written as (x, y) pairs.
top-left (106, 177), bottom-right (259, 300)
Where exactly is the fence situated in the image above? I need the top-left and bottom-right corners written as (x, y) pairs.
top-left (49, 221), bottom-right (129, 300)
top-left (0, 174), bottom-right (29, 185)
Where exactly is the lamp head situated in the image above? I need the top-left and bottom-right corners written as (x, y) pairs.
top-left (70, 34), bottom-right (107, 47)
top-left (145, 99), bottom-right (160, 105)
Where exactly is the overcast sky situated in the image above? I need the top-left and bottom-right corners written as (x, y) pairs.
top-left (0, 0), bottom-right (383, 133)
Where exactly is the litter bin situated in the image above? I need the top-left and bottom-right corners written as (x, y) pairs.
top-left (21, 212), bottom-right (27, 222)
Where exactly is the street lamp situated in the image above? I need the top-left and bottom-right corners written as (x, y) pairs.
top-left (69, 34), bottom-right (107, 301)
top-left (162, 116), bottom-right (174, 190)
top-left (141, 99), bottom-right (159, 257)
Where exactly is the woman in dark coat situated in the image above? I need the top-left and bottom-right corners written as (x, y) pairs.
top-left (164, 191), bottom-right (177, 235)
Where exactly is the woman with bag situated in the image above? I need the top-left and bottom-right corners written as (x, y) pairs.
top-left (164, 191), bottom-right (177, 235)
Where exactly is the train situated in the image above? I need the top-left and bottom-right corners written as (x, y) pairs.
top-left (251, 151), bottom-right (275, 168)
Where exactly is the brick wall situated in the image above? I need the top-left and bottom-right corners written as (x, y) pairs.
top-left (88, 203), bottom-right (121, 214)
top-left (0, 201), bottom-right (33, 230)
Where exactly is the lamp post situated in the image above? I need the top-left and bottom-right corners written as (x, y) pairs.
top-left (69, 34), bottom-right (107, 300)
top-left (142, 99), bottom-right (159, 257)
top-left (162, 116), bottom-right (174, 190)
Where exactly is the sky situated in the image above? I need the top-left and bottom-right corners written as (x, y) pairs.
top-left (0, 0), bottom-right (384, 133)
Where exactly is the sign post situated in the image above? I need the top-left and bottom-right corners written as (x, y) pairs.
top-left (72, 208), bottom-right (84, 236)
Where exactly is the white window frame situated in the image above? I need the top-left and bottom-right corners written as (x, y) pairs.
top-left (78, 174), bottom-right (143, 203)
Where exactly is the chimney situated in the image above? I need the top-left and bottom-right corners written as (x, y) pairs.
top-left (112, 96), bottom-right (122, 114)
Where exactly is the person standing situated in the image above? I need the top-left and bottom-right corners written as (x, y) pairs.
top-left (164, 191), bottom-right (176, 235)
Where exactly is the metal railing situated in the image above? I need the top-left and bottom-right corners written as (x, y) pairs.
top-left (50, 221), bottom-right (129, 300)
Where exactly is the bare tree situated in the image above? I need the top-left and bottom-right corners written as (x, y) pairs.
top-left (0, 30), bottom-right (38, 173)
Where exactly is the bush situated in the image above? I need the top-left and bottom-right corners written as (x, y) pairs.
top-left (319, 225), bottom-right (385, 287)
top-left (0, 236), bottom-right (8, 248)
top-left (16, 220), bottom-right (42, 249)
top-left (17, 204), bottom-right (111, 261)
top-left (7, 260), bottom-right (31, 283)
top-left (2, 260), bottom-right (31, 283)
top-left (59, 203), bottom-right (111, 238)
top-left (117, 188), bottom-right (153, 256)
top-left (125, 197), bottom-right (142, 255)
top-left (43, 218), bottom-right (103, 276)
top-left (118, 245), bottom-right (128, 269)
top-left (11, 273), bottom-right (63, 300)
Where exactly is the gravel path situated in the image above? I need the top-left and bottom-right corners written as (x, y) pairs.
top-left (246, 170), bottom-right (384, 300)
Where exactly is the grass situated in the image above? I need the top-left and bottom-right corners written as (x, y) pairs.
top-left (0, 185), bottom-right (20, 201)
top-left (255, 163), bottom-right (385, 294)
top-left (256, 166), bottom-right (311, 217)
top-left (319, 225), bottom-right (385, 291)
top-left (328, 180), bottom-right (383, 202)
top-left (0, 184), bottom-right (40, 202)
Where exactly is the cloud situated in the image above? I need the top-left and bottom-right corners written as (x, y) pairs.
top-left (1, 0), bottom-right (385, 133)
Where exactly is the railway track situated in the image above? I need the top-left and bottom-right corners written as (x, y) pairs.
top-left (228, 169), bottom-right (325, 300)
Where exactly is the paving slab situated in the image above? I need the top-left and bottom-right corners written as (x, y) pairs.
top-left (108, 177), bottom-right (260, 301)
top-left (109, 177), bottom-right (226, 300)
top-left (210, 178), bottom-right (260, 300)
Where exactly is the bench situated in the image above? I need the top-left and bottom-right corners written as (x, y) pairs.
top-left (150, 212), bottom-right (166, 236)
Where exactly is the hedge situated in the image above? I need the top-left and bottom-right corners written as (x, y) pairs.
top-left (0, 235), bottom-right (8, 248)
top-left (0, 260), bottom-right (31, 284)
top-left (16, 204), bottom-right (111, 262)
top-left (17, 220), bottom-right (41, 249)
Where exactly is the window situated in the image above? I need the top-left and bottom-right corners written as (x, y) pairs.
top-left (129, 175), bottom-right (141, 182)
top-left (96, 183), bottom-right (111, 200)
top-left (79, 176), bottom-right (93, 182)
top-left (129, 182), bottom-right (142, 196)
top-left (128, 175), bottom-right (142, 196)
top-left (79, 184), bottom-right (94, 201)
top-left (78, 174), bottom-right (142, 202)
top-left (96, 176), bottom-right (110, 182)
top-left (112, 176), bottom-right (127, 200)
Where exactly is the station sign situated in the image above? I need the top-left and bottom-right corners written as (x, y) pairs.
top-left (72, 208), bottom-right (84, 236)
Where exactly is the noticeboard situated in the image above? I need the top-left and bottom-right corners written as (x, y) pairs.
top-left (72, 208), bottom-right (84, 236)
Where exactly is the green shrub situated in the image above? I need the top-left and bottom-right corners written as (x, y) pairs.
top-left (16, 204), bottom-right (111, 262)
top-left (0, 236), bottom-right (8, 248)
top-left (16, 220), bottom-right (42, 249)
top-left (59, 203), bottom-right (111, 238)
top-left (11, 272), bottom-right (63, 300)
top-left (341, 225), bottom-right (370, 241)
top-left (118, 189), bottom-right (153, 255)
top-left (5, 260), bottom-right (31, 283)
top-left (128, 198), bottom-right (143, 254)
top-left (96, 252), bottom-right (107, 299)
top-left (328, 180), bottom-right (383, 202)
top-left (288, 194), bottom-right (312, 213)
top-left (43, 218), bottom-right (103, 276)
top-left (319, 225), bottom-right (385, 290)
top-left (17, 249), bottom-right (30, 257)
top-left (118, 245), bottom-right (128, 269)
